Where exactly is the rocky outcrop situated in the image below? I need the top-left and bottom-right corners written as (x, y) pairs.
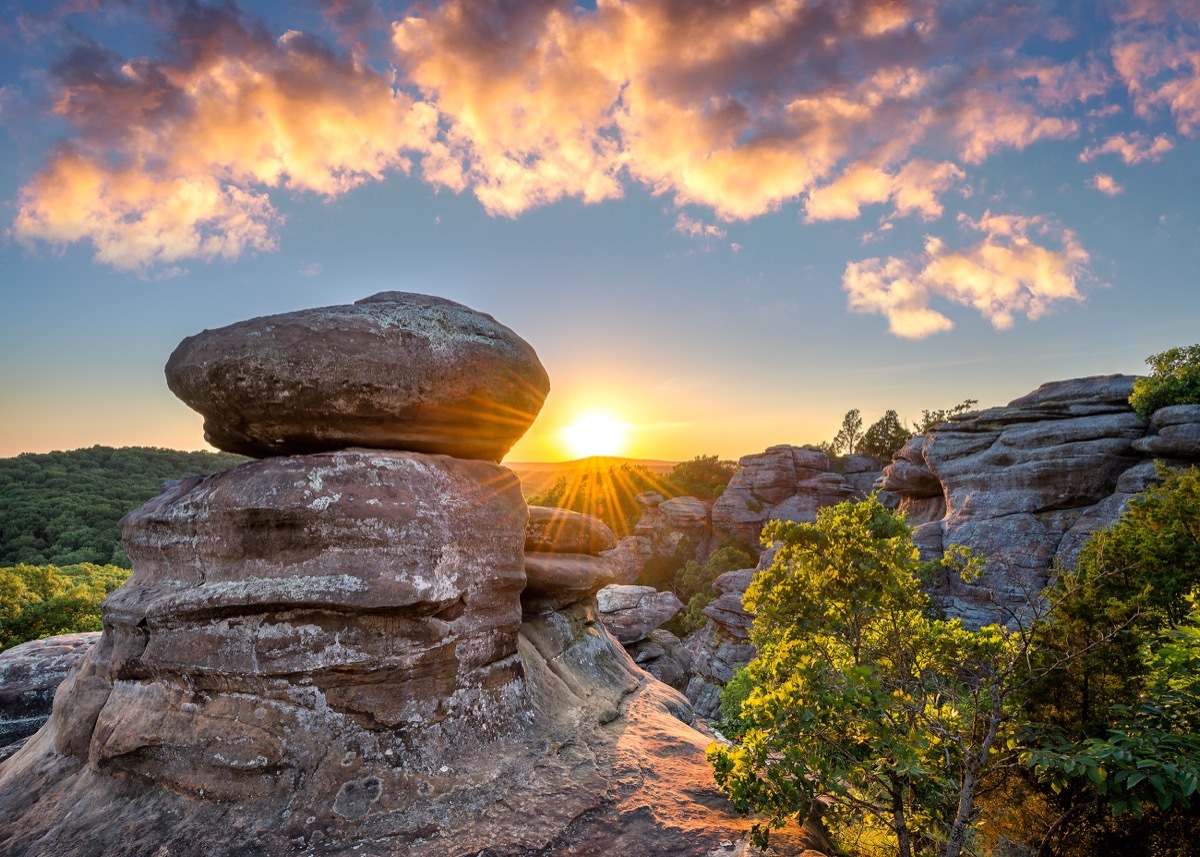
top-left (626, 630), bottom-right (694, 692)
top-left (0, 633), bottom-right (99, 755)
top-left (165, 292), bottom-right (550, 461)
top-left (0, 293), bottom-right (826, 856)
top-left (712, 445), bottom-right (880, 551)
top-left (632, 492), bottom-right (714, 565)
top-left (685, 568), bottom-right (757, 719)
top-left (877, 375), bottom-right (1200, 626)
top-left (596, 584), bottom-right (684, 644)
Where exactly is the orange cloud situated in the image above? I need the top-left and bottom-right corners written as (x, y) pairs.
top-left (843, 212), bottom-right (1089, 338)
top-left (804, 159), bottom-right (964, 222)
top-left (13, 4), bottom-right (434, 270)
top-left (8, 0), bottom-right (1178, 273)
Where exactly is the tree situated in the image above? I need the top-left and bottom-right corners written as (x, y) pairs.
top-left (830, 409), bottom-right (864, 456)
top-left (1129, 344), bottom-right (1200, 419)
top-left (860, 410), bottom-right (914, 462)
top-left (913, 399), bottom-right (978, 435)
top-left (709, 498), bottom-right (1034, 857)
top-left (0, 562), bottom-right (131, 650)
top-left (666, 455), bottom-right (738, 500)
top-left (665, 545), bottom-right (755, 637)
top-left (1010, 466), bottom-right (1200, 855)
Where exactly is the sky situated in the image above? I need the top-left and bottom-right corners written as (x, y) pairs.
top-left (1, 0), bottom-right (1199, 464)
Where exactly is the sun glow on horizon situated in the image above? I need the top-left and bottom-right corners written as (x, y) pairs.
top-left (560, 411), bottom-right (630, 459)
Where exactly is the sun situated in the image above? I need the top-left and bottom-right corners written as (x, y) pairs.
top-left (560, 411), bottom-right (629, 459)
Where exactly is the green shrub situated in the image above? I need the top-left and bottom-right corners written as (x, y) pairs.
top-left (1129, 344), bottom-right (1200, 418)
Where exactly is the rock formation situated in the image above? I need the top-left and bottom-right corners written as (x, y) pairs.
top-left (596, 585), bottom-right (691, 691)
top-left (877, 375), bottom-right (1200, 626)
top-left (0, 633), bottom-right (99, 756)
top-left (0, 294), bottom-right (822, 856)
top-left (685, 569), bottom-right (757, 718)
top-left (165, 292), bottom-right (550, 462)
top-left (711, 445), bottom-right (881, 551)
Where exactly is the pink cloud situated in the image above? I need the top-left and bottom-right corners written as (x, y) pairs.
top-left (1088, 173), bottom-right (1123, 195)
top-left (674, 213), bottom-right (726, 241)
top-left (1080, 131), bottom-right (1174, 163)
top-left (843, 212), bottom-right (1089, 338)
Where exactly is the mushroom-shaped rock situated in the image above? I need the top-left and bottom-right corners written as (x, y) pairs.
top-left (524, 506), bottom-right (617, 554)
top-left (165, 292), bottom-right (550, 461)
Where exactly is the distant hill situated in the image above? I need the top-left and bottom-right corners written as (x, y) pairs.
top-left (0, 446), bottom-right (247, 568)
top-left (507, 456), bottom-right (677, 499)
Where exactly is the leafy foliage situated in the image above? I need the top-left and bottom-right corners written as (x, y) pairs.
top-left (664, 545), bottom-right (755, 637)
top-left (1012, 466), bottom-right (1200, 854)
top-left (666, 455), bottom-right (738, 500)
top-left (0, 446), bottom-right (245, 568)
top-left (710, 498), bottom-right (1029, 857)
top-left (0, 563), bottom-right (130, 650)
top-left (1129, 344), bottom-right (1200, 419)
top-left (912, 399), bottom-right (978, 435)
top-left (859, 410), bottom-right (913, 462)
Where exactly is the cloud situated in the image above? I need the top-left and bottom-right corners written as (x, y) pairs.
top-left (1080, 131), bottom-right (1174, 163)
top-left (804, 159), bottom-right (964, 222)
top-left (1088, 173), bottom-right (1123, 195)
top-left (674, 213), bottom-right (726, 241)
top-left (12, 3), bottom-right (434, 270)
top-left (298, 261), bottom-right (322, 277)
top-left (843, 211), bottom-right (1089, 338)
top-left (6, 0), bottom-right (1190, 272)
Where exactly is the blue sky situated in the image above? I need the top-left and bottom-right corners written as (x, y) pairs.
top-left (2, 0), bottom-right (1199, 462)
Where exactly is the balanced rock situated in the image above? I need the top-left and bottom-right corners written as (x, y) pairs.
top-left (686, 568), bottom-right (758, 718)
top-left (165, 292), bottom-right (550, 461)
top-left (596, 584), bottom-right (684, 644)
top-left (525, 505), bottom-right (617, 553)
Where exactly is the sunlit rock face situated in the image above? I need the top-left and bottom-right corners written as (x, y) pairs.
top-left (877, 374), bottom-right (1200, 626)
top-left (165, 291), bottom-right (550, 462)
top-left (525, 505), bottom-right (618, 554)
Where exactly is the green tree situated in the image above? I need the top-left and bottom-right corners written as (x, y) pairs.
top-left (860, 410), bottom-right (914, 462)
top-left (830, 409), bottom-right (864, 455)
top-left (666, 455), bottom-right (738, 500)
top-left (1129, 344), bottom-right (1200, 419)
top-left (0, 562), bottom-right (131, 650)
top-left (665, 545), bottom-right (755, 637)
top-left (913, 399), bottom-right (978, 435)
top-left (1011, 466), bottom-right (1200, 855)
top-left (710, 498), bottom-right (1032, 857)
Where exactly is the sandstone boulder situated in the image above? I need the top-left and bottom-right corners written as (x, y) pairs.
top-left (596, 584), bottom-right (684, 644)
top-left (0, 633), bottom-right (100, 753)
top-left (625, 629), bottom-right (694, 691)
top-left (522, 552), bottom-right (619, 614)
top-left (685, 568), bottom-right (757, 719)
top-left (165, 292), bottom-right (550, 461)
top-left (525, 505), bottom-right (617, 553)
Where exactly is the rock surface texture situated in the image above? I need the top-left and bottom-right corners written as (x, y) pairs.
top-left (685, 569), bottom-right (758, 718)
top-left (597, 584), bottom-right (684, 644)
top-left (165, 292), bottom-right (550, 461)
top-left (0, 633), bottom-right (99, 754)
top-left (0, 293), bottom-right (825, 856)
top-left (711, 445), bottom-right (881, 551)
top-left (876, 375), bottom-right (1200, 626)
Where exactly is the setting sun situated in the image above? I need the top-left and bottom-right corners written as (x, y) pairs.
top-left (560, 411), bottom-right (629, 459)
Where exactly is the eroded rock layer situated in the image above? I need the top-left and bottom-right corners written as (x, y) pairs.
top-left (45, 450), bottom-right (529, 802)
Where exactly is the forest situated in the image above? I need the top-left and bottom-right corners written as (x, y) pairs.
top-left (0, 446), bottom-right (246, 568)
